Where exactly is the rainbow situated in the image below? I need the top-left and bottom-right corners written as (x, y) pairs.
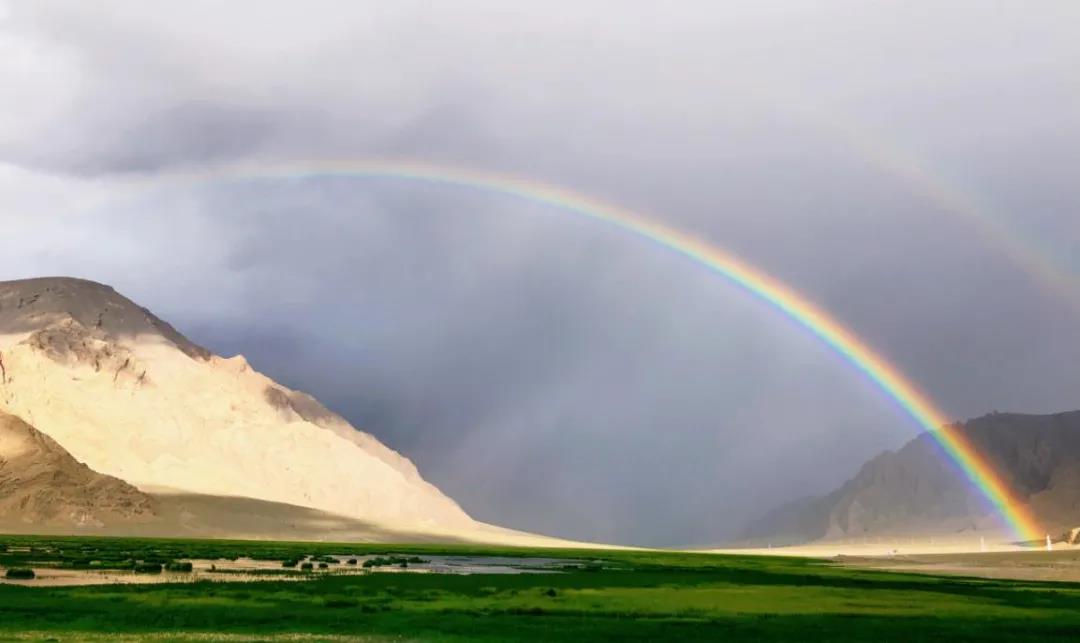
top-left (792, 104), bottom-right (1080, 316)
top-left (130, 159), bottom-right (1043, 542)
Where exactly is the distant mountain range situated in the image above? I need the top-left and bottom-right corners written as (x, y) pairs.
top-left (742, 410), bottom-right (1080, 544)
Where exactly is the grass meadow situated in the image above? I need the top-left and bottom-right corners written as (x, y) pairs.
top-left (0, 535), bottom-right (1078, 641)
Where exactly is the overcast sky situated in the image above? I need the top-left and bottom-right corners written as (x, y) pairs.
top-left (1, 1), bottom-right (1078, 546)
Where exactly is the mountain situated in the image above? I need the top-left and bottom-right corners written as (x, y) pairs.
top-left (0, 405), bottom-right (485, 542)
top-left (742, 411), bottom-right (1080, 544)
top-left (0, 277), bottom-right (561, 544)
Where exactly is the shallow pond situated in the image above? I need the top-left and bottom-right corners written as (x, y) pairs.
top-left (0, 554), bottom-right (584, 586)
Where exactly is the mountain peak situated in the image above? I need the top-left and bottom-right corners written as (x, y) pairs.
top-left (742, 409), bottom-right (1080, 544)
top-left (0, 277), bottom-right (210, 360)
top-left (0, 276), bottom-right (477, 533)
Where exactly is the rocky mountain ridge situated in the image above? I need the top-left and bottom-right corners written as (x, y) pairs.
top-left (742, 410), bottom-right (1080, 544)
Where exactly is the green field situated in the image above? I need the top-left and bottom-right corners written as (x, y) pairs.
top-left (1, 535), bottom-right (1079, 641)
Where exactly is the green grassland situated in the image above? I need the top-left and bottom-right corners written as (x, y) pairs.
top-left (1, 535), bottom-right (1080, 641)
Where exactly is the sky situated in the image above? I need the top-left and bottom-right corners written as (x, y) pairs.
top-left (1, 0), bottom-right (1078, 546)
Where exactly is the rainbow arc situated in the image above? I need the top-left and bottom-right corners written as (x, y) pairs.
top-left (129, 159), bottom-right (1043, 542)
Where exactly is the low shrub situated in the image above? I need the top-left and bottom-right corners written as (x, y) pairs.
top-left (346, 558), bottom-right (358, 565)
top-left (282, 559), bottom-right (299, 568)
top-left (166, 561), bottom-right (194, 573)
top-left (134, 563), bottom-right (163, 574)
top-left (300, 562), bottom-right (314, 571)
top-left (362, 556), bottom-right (428, 569)
top-left (4, 568), bottom-right (34, 580)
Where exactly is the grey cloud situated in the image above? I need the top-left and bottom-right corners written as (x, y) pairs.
top-left (42, 102), bottom-right (283, 174)
top-left (0, 1), bottom-right (1078, 545)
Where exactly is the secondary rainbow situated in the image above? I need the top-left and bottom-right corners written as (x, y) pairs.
top-left (792, 104), bottom-right (1080, 316)
top-left (134, 159), bottom-right (1043, 542)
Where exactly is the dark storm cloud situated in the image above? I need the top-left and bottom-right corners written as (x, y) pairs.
top-left (1, 0), bottom-right (1079, 545)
